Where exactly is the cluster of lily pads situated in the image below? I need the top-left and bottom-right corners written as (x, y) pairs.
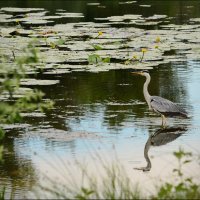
top-left (0, 7), bottom-right (200, 78)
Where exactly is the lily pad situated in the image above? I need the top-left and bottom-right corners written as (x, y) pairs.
top-left (139, 5), bottom-right (151, 7)
top-left (21, 112), bottom-right (46, 117)
top-left (87, 3), bottom-right (101, 6)
top-left (131, 20), bottom-right (162, 26)
top-left (189, 18), bottom-right (200, 23)
top-left (2, 124), bottom-right (31, 130)
top-left (56, 12), bottom-right (84, 18)
top-left (0, 7), bottom-right (200, 76)
top-left (43, 69), bottom-right (71, 75)
top-left (22, 19), bottom-right (54, 25)
top-left (20, 79), bottom-right (60, 86)
top-left (119, 1), bottom-right (137, 4)
top-left (0, 13), bottom-right (13, 23)
top-left (146, 14), bottom-right (167, 20)
top-left (1, 7), bottom-right (45, 13)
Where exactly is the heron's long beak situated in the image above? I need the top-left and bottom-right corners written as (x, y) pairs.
top-left (131, 71), bottom-right (143, 76)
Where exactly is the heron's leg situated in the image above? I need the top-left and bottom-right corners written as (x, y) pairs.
top-left (161, 115), bottom-right (167, 127)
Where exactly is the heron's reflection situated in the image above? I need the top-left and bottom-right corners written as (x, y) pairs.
top-left (135, 127), bottom-right (187, 172)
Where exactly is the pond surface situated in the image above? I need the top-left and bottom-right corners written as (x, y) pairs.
top-left (0, 0), bottom-right (200, 198)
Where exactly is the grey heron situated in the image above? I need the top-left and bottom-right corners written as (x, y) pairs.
top-left (131, 71), bottom-right (188, 126)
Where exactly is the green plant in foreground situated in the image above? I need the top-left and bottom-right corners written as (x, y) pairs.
top-left (0, 40), bottom-right (53, 157)
top-left (38, 150), bottom-right (141, 199)
top-left (0, 40), bottom-right (54, 199)
top-left (154, 148), bottom-right (200, 199)
top-left (0, 41), bottom-right (53, 125)
top-left (0, 186), bottom-right (5, 200)
top-left (38, 148), bottom-right (200, 199)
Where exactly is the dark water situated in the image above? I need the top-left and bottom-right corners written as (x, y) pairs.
top-left (0, 0), bottom-right (200, 198)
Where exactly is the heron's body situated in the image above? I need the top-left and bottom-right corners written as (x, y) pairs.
top-left (132, 71), bottom-right (188, 126)
top-left (150, 95), bottom-right (188, 118)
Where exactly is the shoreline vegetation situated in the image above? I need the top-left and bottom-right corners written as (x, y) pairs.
top-left (1, 148), bottom-right (198, 199)
top-left (1, 146), bottom-right (200, 199)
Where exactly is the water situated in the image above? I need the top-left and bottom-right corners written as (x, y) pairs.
top-left (0, 0), bottom-right (200, 198)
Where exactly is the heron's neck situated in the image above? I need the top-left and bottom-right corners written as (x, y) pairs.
top-left (143, 74), bottom-right (151, 109)
top-left (144, 138), bottom-right (151, 169)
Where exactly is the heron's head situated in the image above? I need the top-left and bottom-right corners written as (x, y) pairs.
top-left (131, 70), bottom-right (149, 77)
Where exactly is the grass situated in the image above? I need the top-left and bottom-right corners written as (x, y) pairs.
top-left (31, 148), bottom-right (200, 199)
top-left (0, 146), bottom-right (199, 199)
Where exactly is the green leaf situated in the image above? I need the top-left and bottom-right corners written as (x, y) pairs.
top-left (92, 44), bottom-right (103, 50)
top-left (0, 186), bottom-right (6, 200)
top-left (0, 145), bottom-right (3, 162)
top-left (102, 57), bottom-right (111, 63)
top-left (50, 42), bottom-right (56, 49)
top-left (75, 187), bottom-right (94, 200)
top-left (183, 160), bottom-right (191, 164)
top-left (157, 183), bottom-right (173, 198)
top-left (175, 183), bottom-right (185, 192)
top-left (88, 54), bottom-right (102, 64)
top-left (56, 39), bottom-right (65, 45)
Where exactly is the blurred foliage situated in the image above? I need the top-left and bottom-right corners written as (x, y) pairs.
top-left (40, 148), bottom-right (200, 199)
top-left (0, 40), bottom-right (54, 164)
top-left (155, 148), bottom-right (200, 199)
top-left (0, 186), bottom-right (5, 200)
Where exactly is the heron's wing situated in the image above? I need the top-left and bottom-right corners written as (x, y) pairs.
top-left (151, 127), bottom-right (186, 146)
top-left (150, 96), bottom-right (187, 116)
